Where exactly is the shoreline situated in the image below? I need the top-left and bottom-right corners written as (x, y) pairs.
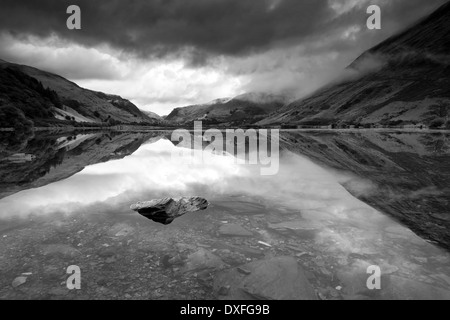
top-left (1, 127), bottom-right (449, 134)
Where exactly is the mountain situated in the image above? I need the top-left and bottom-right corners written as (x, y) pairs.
top-left (166, 92), bottom-right (289, 126)
top-left (143, 110), bottom-right (163, 121)
top-left (259, 1), bottom-right (450, 128)
top-left (0, 60), bottom-right (156, 128)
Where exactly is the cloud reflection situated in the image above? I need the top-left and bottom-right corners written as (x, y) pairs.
top-left (0, 138), bottom-right (388, 225)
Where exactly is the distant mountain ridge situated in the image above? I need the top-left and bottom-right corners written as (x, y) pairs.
top-left (0, 60), bottom-right (158, 128)
top-left (143, 110), bottom-right (163, 121)
top-left (166, 92), bottom-right (289, 126)
top-left (259, 1), bottom-right (450, 128)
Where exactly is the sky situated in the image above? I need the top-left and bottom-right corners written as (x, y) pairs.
top-left (0, 0), bottom-right (447, 115)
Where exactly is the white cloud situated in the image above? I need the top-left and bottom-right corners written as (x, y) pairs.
top-left (0, 33), bottom-right (246, 115)
top-left (341, 25), bottom-right (362, 41)
top-left (328, 0), bottom-right (372, 15)
top-left (0, 32), bottom-right (124, 80)
top-left (78, 59), bottom-right (245, 115)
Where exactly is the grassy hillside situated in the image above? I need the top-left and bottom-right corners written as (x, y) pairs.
top-left (0, 66), bottom-right (60, 129)
top-left (0, 60), bottom-right (157, 128)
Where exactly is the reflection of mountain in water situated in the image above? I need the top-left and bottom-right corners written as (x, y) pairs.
top-left (0, 131), bottom-right (166, 200)
top-left (279, 131), bottom-right (450, 250)
top-left (1, 130), bottom-right (449, 251)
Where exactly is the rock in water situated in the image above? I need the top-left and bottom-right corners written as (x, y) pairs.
top-left (130, 197), bottom-right (209, 225)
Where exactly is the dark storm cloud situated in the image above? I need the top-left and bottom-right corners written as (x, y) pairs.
top-left (0, 0), bottom-right (330, 58)
top-left (0, 0), bottom-right (448, 61)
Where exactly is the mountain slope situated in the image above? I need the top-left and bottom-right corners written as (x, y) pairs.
top-left (143, 110), bottom-right (163, 121)
top-left (166, 93), bottom-right (289, 126)
top-left (0, 60), bottom-right (156, 127)
top-left (259, 1), bottom-right (450, 128)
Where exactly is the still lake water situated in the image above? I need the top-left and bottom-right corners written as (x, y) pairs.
top-left (0, 130), bottom-right (449, 300)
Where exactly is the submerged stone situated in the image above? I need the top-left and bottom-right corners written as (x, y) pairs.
top-left (182, 248), bottom-right (225, 273)
top-left (214, 256), bottom-right (317, 300)
top-left (12, 276), bottom-right (27, 288)
top-left (130, 197), bottom-right (209, 225)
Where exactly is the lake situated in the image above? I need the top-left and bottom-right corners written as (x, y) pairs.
top-left (0, 129), bottom-right (449, 300)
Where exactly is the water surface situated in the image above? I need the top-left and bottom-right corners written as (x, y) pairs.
top-left (0, 130), bottom-right (449, 300)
